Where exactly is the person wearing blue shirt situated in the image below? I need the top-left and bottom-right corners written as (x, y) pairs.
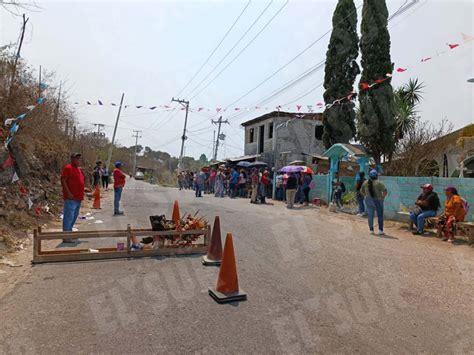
top-left (229, 168), bottom-right (239, 198)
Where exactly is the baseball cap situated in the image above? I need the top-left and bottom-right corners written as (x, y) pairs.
top-left (115, 161), bottom-right (123, 167)
top-left (420, 184), bottom-right (433, 191)
top-left (70, 153), bottom-right (82, 159)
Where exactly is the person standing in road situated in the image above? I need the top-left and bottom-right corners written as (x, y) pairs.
top-left (101, 166), bottom-right (109, 191)
top-left (259, 170), bottom-right (270, 204)
top-left (113, 161), bottom-right (126, 216)
top-left (355, 172), bottom-right (366, 216)
top-left (360, 170), bottom-right (387, 236)
top-left (250, 168), bottom-right (259, 204)
top-left (285, 173), bottom-right (297, 208)
top-left (302, 173), bottom-right (312, 206)
top-left (61, 153), bottom-right (85, 243)
top-left (229, 167), bottom-right (239, 198)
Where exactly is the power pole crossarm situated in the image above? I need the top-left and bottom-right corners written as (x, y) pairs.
top-left (212, 116), bottom-right (229, 161)
top-left (171, 97), bottom-right (190, 170)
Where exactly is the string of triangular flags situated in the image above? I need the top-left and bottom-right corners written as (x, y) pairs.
top-left (72, 35), bottom-right (472, 114)
top-left (1, 97), bottom-right (47, 216)
top-left (2, 97), bottom-right (45, 149)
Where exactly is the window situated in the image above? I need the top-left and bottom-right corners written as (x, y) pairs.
top-left (268, 123), bottom-right (273, 139)
top-left (249, 128), bottom-right (254, 143)
top-left (315, 125), bottom-right (323, 140)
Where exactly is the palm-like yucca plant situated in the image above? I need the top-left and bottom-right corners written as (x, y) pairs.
top-left (394, 78), bottom-right (424, 141)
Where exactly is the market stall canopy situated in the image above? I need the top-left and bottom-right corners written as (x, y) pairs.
top-left (288, 160), bottom-right (306, 165)
top-left (248, 161), bottom-right (268, 168)
top-left (226, 154), bottom-right (261, 163)
top-left (236, 161), bottom-right (251, 168)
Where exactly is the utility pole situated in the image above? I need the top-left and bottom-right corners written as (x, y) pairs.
top-left (38, 65), bottom-right (42, 98)
top-left (171, 97), bottom-right (189, 170)
top-left (105, 93), bottom-right (125, 173)
top-left (65, 119), bottom-right (69, 137)
top-left (92, 123), bottom-right (105, 137)
top-left (212, 116), bottom-right (229, 161)
top-left (132, 130), bottom-right (142, 175)
top-left (6, 14), bottom-right (29, 108)
top-left (212, 130), bottom-right (216, 161)
top-left (54, 81), bottom-right (62, 123)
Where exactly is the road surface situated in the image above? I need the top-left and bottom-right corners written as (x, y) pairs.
top-left (0, 179), bottom-right (473, 354)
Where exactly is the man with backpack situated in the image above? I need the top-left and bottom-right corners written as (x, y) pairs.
top-left (410, 184), bottom-right (441, 235)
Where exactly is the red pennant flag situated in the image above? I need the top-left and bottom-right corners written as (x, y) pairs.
top-left (360, 83), bottom-right (370, 90)
top-left (198, 107), bottom-right (204, 112)
top-left (396, 67), bottom-right (407, 72)
top-left (35, 207), bottom-right (42, 216)
top-left (19, 185), bottom-right (28, 195)
top-left (316, 102), bottom-right (323, 107)
top-left (296, 105), bottom-right (302, 111)
top-left (216, 108), bottom-right (221, 113)
top-left (448, 43), bottom-right (459, 49)
top-left (421, 57), bottom-right (432, 62)
top-left (2, 154), bottom-right (14, 169)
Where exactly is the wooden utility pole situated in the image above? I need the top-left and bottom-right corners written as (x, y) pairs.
top-left (105, 93), bottom-right (125, 173)
top-left (54, 81), bottom-right (62, 123)
top-left (171, 97), bottom-right (189, 170)
top-left (132, 130), bottom-right (142, 175)
top-left (5, 14), bottom-right (29, 118)
top-left (212, 116), bottom-right (229, 161)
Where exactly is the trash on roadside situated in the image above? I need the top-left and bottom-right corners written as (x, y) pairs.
top-left (0, 259), bottom-right (23, 267)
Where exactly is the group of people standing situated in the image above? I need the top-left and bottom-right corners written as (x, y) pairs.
top-left (92, 161), bottom-right (110, 191)
top-left (274, 172), bottom-right (314, 208)
top-left (354, 169), bottom-right (468, 241)
top-left (60, 154), bottom-right (127, 242)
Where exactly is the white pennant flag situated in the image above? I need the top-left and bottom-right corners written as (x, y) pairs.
top-left (27, 198), bottom-right (33, 210)
top-left (11, 171), bottom-right (19, 183)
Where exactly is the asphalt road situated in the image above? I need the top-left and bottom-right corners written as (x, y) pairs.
top-left (0, 179), bottom-right (473, 354)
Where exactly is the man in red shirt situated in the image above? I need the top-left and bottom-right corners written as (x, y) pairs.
top-left (61, 153), bottom-right (85, 242)
top-left (113, 161), bottom-right (126, 216)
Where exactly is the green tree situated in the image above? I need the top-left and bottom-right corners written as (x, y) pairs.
top-left (322, 0), bottom-right (360, 148)
top-left (357, 0), bottom-right (396, 164)
top-left (199, 153), bottom-right (208, 163)
top-left (394, 78), bottom-right (424, 142)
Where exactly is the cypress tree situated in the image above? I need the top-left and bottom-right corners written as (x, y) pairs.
top-left (322, 0), bottom-right (360, 149)
top-left (357, 0), bottom-right (396, 164)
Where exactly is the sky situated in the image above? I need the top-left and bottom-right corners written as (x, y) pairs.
top-left (1, 0), bottom-right (473, 160)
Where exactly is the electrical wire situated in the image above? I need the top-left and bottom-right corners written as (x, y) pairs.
top-left (189, 0), bottom-right (290, 100)
top-left (175, 0), bottom-right (252, 98)
top-left (184, 0), bottom-right (275, 98)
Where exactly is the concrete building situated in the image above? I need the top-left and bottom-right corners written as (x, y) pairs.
top-left (241, 111), bottom-right (325, 169)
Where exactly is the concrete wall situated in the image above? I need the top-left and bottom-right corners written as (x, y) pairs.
top-left (308, 174), bottom-right (474, 222)
top-left (243, 114), bottom-right (325, 168)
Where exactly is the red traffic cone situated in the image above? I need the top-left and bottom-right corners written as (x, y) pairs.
top-left (172, 200), bottom-right (180, 225)
top-left (208, 233), bottom-right (247, 303)
top-left (92, 185), bottom-right (101, 209)
top-left (202, 216), bottom-right (223, 266)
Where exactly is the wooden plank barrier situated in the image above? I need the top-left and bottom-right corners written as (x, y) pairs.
top-left (32, 224), bottom-right (210, 264)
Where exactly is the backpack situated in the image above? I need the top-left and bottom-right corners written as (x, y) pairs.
top-left (340, 182), bottom-right (346, 193)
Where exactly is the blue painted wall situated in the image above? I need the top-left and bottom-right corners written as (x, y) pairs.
top-left (309, 175), bottom-right (474, 222)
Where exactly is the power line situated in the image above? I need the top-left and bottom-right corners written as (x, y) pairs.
top-left (184, 0), bottom-right (275, 99)
top-left (175, 0), bottom-right (252, 98)
top-left (189, 0), bottom-right (289, 100)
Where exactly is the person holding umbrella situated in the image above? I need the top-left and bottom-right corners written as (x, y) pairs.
top-left (302, 172), bottom-right (313, 206)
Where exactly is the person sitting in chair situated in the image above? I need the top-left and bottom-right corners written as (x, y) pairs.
top-left (437, 186), bottom-right (466, 243)
top-left (410, 184), bottom-right (440, 235)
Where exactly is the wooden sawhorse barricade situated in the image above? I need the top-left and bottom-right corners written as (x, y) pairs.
top-left (32, 225), bottom-right (210, 264)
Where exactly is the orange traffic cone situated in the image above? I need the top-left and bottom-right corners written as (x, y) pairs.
top-left (92, 185), bottom-right (101, 209)
top-left (202, 216), bottom-right (223, 266)
top-left (172, 200), bottom-right (180, 225)
top-left (208, 233), bottom-right (247, 303)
